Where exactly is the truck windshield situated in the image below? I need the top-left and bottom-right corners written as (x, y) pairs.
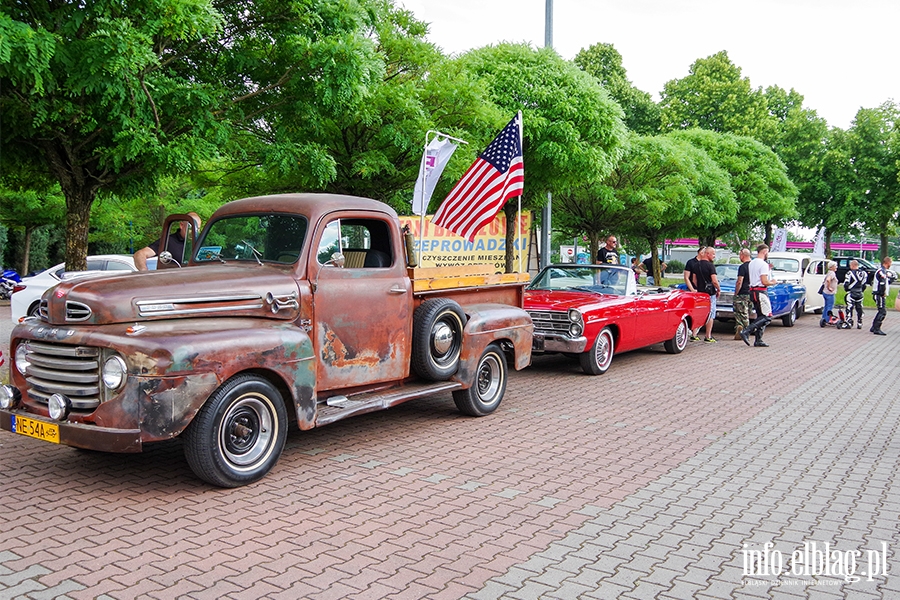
top-left (195, 214), bottom-right (308, 264)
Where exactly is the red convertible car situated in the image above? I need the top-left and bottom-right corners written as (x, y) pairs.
top-left (525, 264), bottom-right (712, 375)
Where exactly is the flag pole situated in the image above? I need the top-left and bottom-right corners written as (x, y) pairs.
top-left (517, 111), bottom-right (523, 274)
top-left (417, 130), bottom-right (468, 265)
top-left (417, 130), bottom-right (433, 266)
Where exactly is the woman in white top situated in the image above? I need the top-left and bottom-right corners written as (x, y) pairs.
top-left (820, 261), bottom-right (838, 327)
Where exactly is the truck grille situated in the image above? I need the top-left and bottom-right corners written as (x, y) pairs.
top-left (527, 310), bottom-right (571, 335)
top-left (23, 341), bottom-right (101, 410)
top-left (720, 292), bottom-right (734, 305)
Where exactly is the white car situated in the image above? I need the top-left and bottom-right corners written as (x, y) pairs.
top-left (10, 255), bottom-right (154, 321)
top-left (767, 252), bottom-right (830, 312)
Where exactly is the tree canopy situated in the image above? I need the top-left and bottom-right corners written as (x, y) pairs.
top-left (1, 0), bottom-right (384, 269)
top-left (2, 1), bottom-right (898, 271)
top-left (574, 43), bottom-right (661, 135)
top-left (660, 51), bottom-right (778, 144)
top-left (668, 129), bottom-right (798, 245)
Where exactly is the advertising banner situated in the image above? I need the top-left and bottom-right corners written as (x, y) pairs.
top-left (398, 211), bottom-right (532, 271)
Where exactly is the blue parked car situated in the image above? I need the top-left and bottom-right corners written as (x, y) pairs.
top-left (711, 263), bottom-right (807, 327)
top-left (676, 263), bottom-right (807, 327)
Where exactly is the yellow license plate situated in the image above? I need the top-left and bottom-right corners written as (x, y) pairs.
top-left (12, 415), bottom-right (60, 444)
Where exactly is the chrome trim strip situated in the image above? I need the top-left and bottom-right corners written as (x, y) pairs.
top-left (135, 294), bottom-right (261, 306)
top-left (138, 302), bottom-right (265, 317)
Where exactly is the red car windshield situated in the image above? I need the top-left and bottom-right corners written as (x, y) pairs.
top-left (529, 265), bottom-right (630, 296)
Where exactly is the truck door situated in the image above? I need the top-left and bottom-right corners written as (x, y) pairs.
top-left (311, 215), bottom-right (412, 391)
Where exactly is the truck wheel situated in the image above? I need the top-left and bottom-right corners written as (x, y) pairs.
top-left (453, 343), bottom-right (507, 416)
top-left (184, 374), bottom-right (288, 488)
top-left (782, 303), bottom-right (798, 327)
top-left (664, 316), bottom-right (689, 354)
top-left (580, 327), bottom-right (614, 375)
top-left (412, 298), bottom-right (466, 381)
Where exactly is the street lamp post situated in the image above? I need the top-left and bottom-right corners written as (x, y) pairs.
top-left (540, 0), bottom-right (553, 271)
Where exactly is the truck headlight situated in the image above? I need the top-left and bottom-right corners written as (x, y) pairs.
top-left (102, 356), bottom-right (127, 391)
top-left (48, 393), bottom-right (70, 421)
top-left (0, 385), bottom-right (21, 410)
top-left (14, 344), bottom-right (30, 375)
top-left (568, 309), bottom-right (584, 337)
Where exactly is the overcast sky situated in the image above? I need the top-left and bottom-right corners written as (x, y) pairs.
top-left (401, 0), bottom-right (899, 130)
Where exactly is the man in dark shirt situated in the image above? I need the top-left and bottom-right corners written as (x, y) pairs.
top-left (683, 248), bottom-right (708, 341)
top-left (733, 248), bottom-right (752, 340)
top-left (642, 255), bottom-right (666, 286)
top-left (695, 247), bottom-right (720, 343)
top-left (596, 236), bottom-right (620, 265)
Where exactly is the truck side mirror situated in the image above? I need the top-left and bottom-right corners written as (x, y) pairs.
top-left (158, 251), bottom-right (181, 268)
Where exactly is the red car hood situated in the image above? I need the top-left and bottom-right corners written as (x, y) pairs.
top-left (524, 289), bottom-right (633, 312)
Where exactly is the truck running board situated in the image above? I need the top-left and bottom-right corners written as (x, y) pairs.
top-left (316, 380), bottom-right (462, 426)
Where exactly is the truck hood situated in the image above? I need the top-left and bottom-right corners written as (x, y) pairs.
top-left (40, 265), bottom-right (301, 325)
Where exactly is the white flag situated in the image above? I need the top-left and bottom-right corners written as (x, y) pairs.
top-left (771, 227), bottom-right (788, 252)
top-left (412, 136), bottom-right (457, 216)
top-left (812, 226), bottom-right (826, 256)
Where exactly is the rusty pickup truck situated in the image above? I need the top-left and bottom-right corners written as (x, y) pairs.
top-left (0, 194), bottom-right (533, 487)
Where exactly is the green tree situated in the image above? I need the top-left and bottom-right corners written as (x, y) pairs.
top-left (613, 135), bottom-right (735, 282)
top-left (0, 185), bottom-right (65, 274)
top-left (1, 0), bottom-right (384, 270)
top-left (669, 129), bottom-right (798, 245)
top-left (762, 86), bottom-right (855, 252)
top-left (457, 43), bottom-right (628, 271)
top-left (845, 102), bottom-right (900, 259)
top-left (574, 43), bottom-right (660, 135)
top-left (660, 51), bottom-right (778, 144)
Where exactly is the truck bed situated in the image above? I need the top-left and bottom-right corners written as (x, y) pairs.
top-left (409, 265), bottom-right (531, 307)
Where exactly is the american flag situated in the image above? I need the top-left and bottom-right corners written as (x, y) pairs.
top-left (432, 114), bottom-right (524, 241)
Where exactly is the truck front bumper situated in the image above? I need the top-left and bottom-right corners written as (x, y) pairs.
top-left (0, 409), bottom-right (142, 453)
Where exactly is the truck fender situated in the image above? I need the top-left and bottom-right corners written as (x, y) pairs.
top-left (451, 302), bottom-right (533, 388)
top-left (137, 325), bottom-right (318, 439)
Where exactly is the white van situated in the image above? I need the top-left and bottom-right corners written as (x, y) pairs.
top-left (767, 252), bottom-right (830, 312)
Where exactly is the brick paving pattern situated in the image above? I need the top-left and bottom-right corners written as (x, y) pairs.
top-left (2, 305), bottom-right (899, 599)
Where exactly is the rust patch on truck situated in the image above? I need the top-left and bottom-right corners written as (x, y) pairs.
top-left (321, 327), bottom-right (383, 369)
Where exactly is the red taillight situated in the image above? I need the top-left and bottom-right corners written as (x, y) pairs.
top-left (12, 284), bottom-right (26, 294)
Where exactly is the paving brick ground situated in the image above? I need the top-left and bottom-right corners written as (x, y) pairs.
top-left (2, 304), bottom-right (899, 599)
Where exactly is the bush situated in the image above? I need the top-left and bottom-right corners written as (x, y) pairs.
top-left (665, 259), bottom-right (684, 274)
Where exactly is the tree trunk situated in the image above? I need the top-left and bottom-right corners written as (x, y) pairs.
top-left (64, 191), bottom-right (95, 271)
top-left (881, 230), bottom-right (889, 261)
top-left (21, 226), bottom-right (33, 276)
top-left (41, 139), bottom-right (102, 271)
top-left (503, 202), bottom-right (516, 273)
top-left (589, 234), bottom-right (600, 264)
top-left (648, 238), bottom-right (661, 283)
top-left (825, 229), bottom-right (833, 258)
top-left (764, 222), bottom-right (773, 248)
